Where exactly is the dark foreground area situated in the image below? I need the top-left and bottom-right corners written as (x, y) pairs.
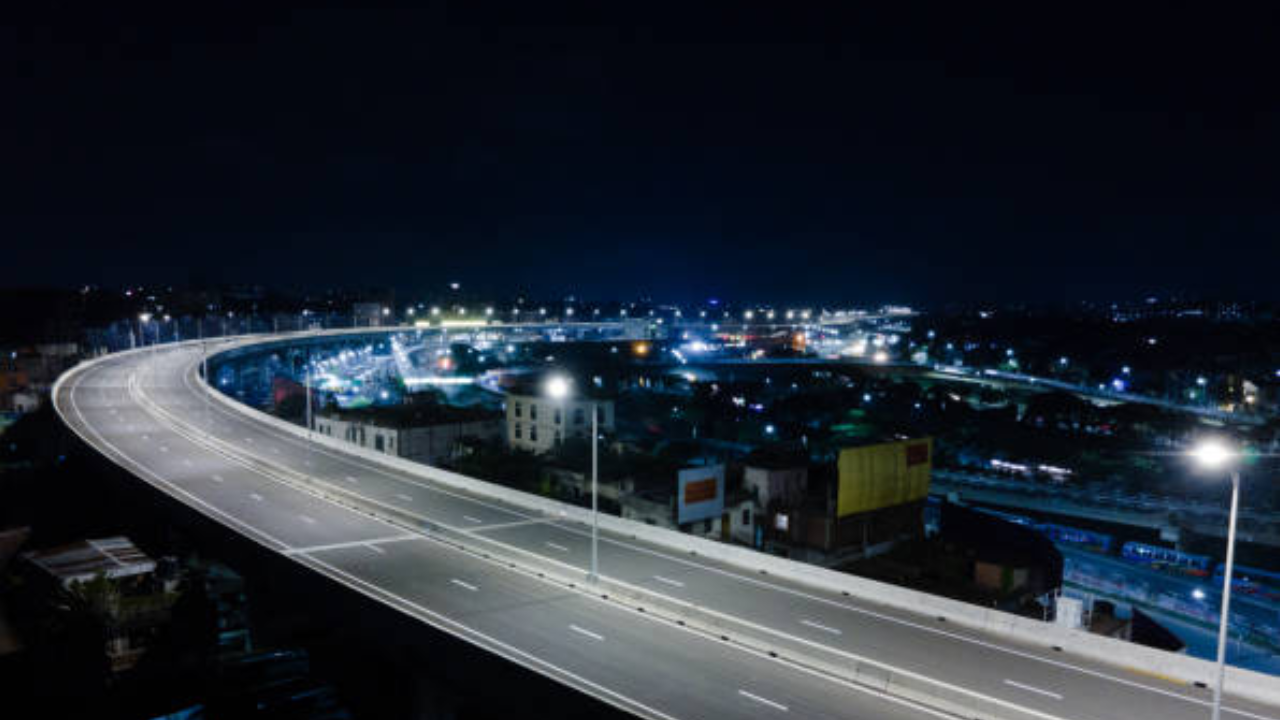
top-left (0, 408), bottom-right (629, 720)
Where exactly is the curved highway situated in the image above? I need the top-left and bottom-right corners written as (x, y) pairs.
top-left (54, 336), bottom-right (1280, 720)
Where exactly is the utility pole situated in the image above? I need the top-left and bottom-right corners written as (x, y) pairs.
top-left (590, 399), bottom-right (599, 582)
top-left (202, 340), bottom-right (211, 432)
top-left (1211, 470), bottom-right (1241, 720)
top-left (304, 351), bottom-right (313, 441)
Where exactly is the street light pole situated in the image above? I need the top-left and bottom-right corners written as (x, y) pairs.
top-left (304, 351), bottom-right (313, 441)
top-left (590, 399), bottom-right (599, 582)
top-left (202, 340), bottom-right (210, 431)
top-left (1211, 469), bottom-right (1240, 720)
top-left (546, 375), bottom-right (599, 582)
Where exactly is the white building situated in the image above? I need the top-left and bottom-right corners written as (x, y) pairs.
top-left (7, 389), bottom-right (39, 414)
top-left (313, 407), bottom-right (503, 465)
top-left (505, 391), bottom-right (615, 454)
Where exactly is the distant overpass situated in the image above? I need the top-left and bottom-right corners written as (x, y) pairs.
top-left (931, 470), bottom-right (1280, 549)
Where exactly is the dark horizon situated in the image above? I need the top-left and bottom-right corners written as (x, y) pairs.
top-left (5, 3), bottom-right (1280, 304)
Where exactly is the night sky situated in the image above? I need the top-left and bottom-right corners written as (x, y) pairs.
top-left (5, 3), bottom-right (1279, 304)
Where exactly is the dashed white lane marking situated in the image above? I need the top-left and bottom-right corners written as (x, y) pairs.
top-left (738, 689), bottom-right (789, 712)
top-left (450, 578), bottom-right (479, 592)
top-left (244, 437), bottom-right (254, 444)
top-left (271, 447), bottom-right (281, 454)
top-left (249, 493), bottom-right (263, 501)
top-left (463, 515), bottom-right (484, 524)
top-left (182, 458), bottom-right (192, 467)
top-left (569, 624), bottom-right (604, 642)
top-left (653, 575), bottom-right (685, 588)
top-left (800, 619), bottom-right (843, 635)
top-left (211, 474), bottom-right (223, 483)
top-left (1003, 679), bottom-right (1063, 700)
top-left (299, 515), bottom-right (316, 524)
top-left (546, 541), bottom-right (571, 553)
top-left (141, 434), bottom-right (149, 441)
top-left (344, 475), bottom-right (359, 483)
top-left (159, 445), bottom-right (169, 453)
top-left (366, 544), bottom-right (385, 555)
top-left (396, 493), bottom-right (413, 502)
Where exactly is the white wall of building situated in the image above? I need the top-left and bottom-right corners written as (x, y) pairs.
top-left (314, 414), bottom-right (502, 465)
top-left (505, 393), bottom-right (614, 454)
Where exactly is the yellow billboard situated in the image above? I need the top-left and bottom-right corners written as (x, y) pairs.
top-left (836, 438), bottom-right (932, 517)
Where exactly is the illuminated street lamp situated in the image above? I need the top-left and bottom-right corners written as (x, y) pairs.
top-left (138, 313), bottom-right (160, 354)
top-left (138, 313), bottom-right (151, 348)
top-left (547, 375), bottom-right (599, 582)
top-left (1190, 438), bottom-right (1241, 720)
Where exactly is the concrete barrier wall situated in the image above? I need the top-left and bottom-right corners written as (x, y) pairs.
top-left (106, 334), bottom-right (1280, 708)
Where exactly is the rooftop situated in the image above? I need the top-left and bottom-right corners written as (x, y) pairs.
top-left (502, 371), bottom-right (614, 401)
top-left (23, 536), bottom-right (156, 586)
top-left (320, 401), bottom-right (500, 429)
top-left (743, 443), bottom-right (810, 470)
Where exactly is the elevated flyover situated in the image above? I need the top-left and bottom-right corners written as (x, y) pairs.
top-left (54, 331), bottom-right (1280, 720)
